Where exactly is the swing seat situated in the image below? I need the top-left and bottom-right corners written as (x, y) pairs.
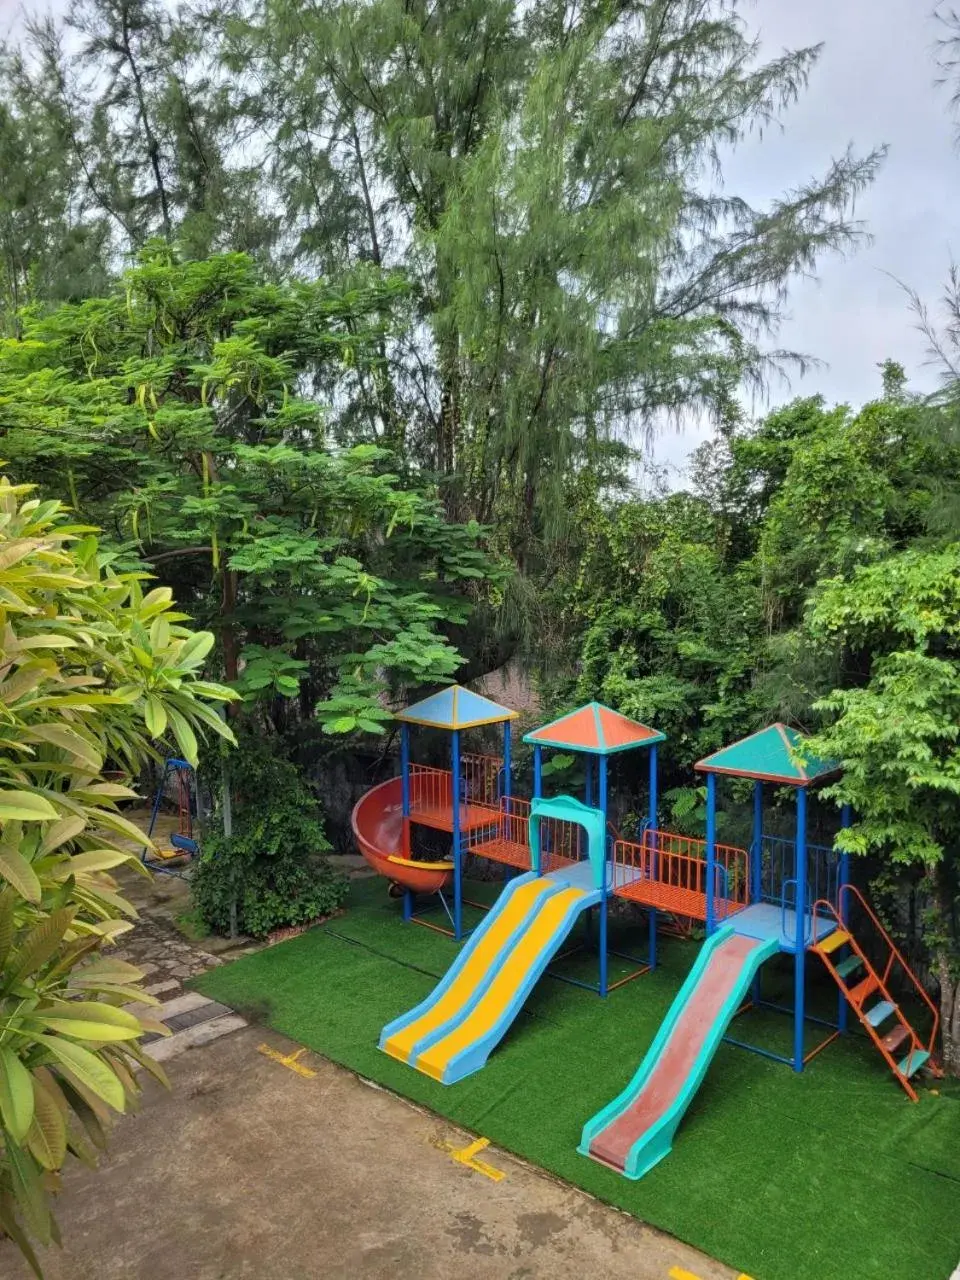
top-left (170, 834), bottom-right (199, 855)
top-left (150, 844), bottom-right (190, 862)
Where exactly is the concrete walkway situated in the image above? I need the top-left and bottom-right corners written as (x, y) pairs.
top-left (1, 1025), bottom-right (743, 1280)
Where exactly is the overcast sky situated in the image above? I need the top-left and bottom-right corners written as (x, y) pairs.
top-left (659, 0), bottom-right (958, 471)
top-left (2, 0), bottom-right (957, 472)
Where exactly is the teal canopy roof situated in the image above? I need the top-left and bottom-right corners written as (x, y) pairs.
top-left (396, 684), bottom-right (517, 731)
top-left (695, 724), bottom-right (838, 787)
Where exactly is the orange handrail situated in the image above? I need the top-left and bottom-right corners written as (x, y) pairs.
top-left (812, 885), bottom-right (939, 1054)
top-left (408, 753), bottom-right (503, 814)
top-left (611, 829), bottom-right (749, 921)
top-left (460, 753), bottom-right (504, 806)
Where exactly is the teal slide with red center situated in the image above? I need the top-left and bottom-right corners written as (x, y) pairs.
top-left (579, 926), bottom-right (779, 1179)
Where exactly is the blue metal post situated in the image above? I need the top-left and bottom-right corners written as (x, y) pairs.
top-left (502, 720), bottom-right (512, 800)
top-left (752, 782), bottom-right (763, 905)
top-left (838, 802), bottom-right (852, 1033)
top-left (648, 746), bottom-right (658, 971)
top-left (452, 728), bottom-right (463, 941)
top-left (584, 754), bottom-right (594, 945)
top-left (793, 786), bottom-right (808, 1071)
top-left (599, 754), bottom-right (609, 996)
top-left (705, 773), bottom-right (717, 937)
top-left (533, 745), bottom-right (542, 799)
top-left (400, 725), bottom-right (412, 922)
top-left (751, 779), bottom-right (763, 1001)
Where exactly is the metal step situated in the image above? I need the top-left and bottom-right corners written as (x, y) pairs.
top-left (835, 953), bottom-right (864, 980)
top-left (849, 974), bottom-right (878, 1007)
top-left (880, 1024), bottom-right (911, 1055)
top-left (817, 929), bottom-right (851, 955)
top-left (865, 1000), bottom-right (895, 1028)
top-left (898, 1049), bottom-right (930, 1079)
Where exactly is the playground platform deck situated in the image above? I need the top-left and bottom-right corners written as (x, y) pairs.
top-left (730, 902), bottom-right (838, 953)
top-left (410, 800), bottom-right (500, 833)
top-left (611, 863), bottom-right (745, 923)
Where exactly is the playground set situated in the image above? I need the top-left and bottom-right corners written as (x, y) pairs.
top-left (353, 686), bottom-right (940, 1179)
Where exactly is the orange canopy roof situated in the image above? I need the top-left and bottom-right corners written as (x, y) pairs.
top-left (523, 703), bottom-right (664, 756)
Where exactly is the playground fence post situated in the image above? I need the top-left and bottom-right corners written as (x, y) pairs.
top-left (793, 785), bottom-right (808, 1071)
top-left (838, 802), bottom-right (852, 1033)
top-left (705, 773), bottom-right (717, 936)
top-left (401, 723), bottom-right (412, 923)
top-left (599, 755), bottom-right (609, 996)
top-left (452, 728), bottom-right (462, 940)
top-left (648, 745), bottom-right (658, 970)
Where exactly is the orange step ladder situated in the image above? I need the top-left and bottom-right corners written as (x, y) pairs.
top-left (812, 886), bottom-right (939, 1101)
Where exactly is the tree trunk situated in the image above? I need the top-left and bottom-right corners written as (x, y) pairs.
top-left (936, 951), bottom-right (960, 1076)
top-left (203, 448), bottom-right (239, 702)
top-left (933, 859), bottom-right (960, 1076)
top-left (437, 333), bottom-right (461, 519)
top-left (221, 566), bottom-right (240, 688)
top-left (119, 2), bottom-right (172, 241)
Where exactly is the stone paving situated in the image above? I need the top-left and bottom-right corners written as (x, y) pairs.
top-left (110, 809), bottom-right (254, 1060)
top-left (112, 909), bottom-right (224, 986)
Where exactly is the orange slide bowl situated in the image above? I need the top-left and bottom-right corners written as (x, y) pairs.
top-left (351, 777), bottom-right (454, 894)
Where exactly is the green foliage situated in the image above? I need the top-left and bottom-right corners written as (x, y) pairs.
top-left (802, 542), bottom-right (960, 1069)
top-left (553, 387), bottom-right (960, 1062)
top-left (0, 476), bottom-right (236, 1272)
top-left (0, 248), bottom-right (503, 733)
top-left (542, 490), bottom-right (763, 775)
top-left (191, 735), bottom-right (347, 939)
top-left (805, 546), bottom-right (960, 880)
top-left (661, 786), bottom-right (708, 837)
top-left (4, 0), bottom-right (883, 570)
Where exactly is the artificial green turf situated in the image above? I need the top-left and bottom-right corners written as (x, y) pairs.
top-left (194, 878), bottom-right (960, 1280)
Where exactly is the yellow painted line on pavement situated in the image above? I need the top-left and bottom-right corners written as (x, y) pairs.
top-left (669, 1269), bottom-right (754, 1280)
top-left (257, 1043), bottom-right (317, 1079)
top-left (429, 1134), bottom-right (506, 1182)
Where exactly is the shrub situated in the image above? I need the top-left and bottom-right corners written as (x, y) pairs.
top-left (191, 734), bottom-right (347, 938)
top-left (0, 477), bottom-right (236, 1274)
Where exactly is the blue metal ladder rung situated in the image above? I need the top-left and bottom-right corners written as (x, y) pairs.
top-left (865, 999), bottom-right (895, 1027)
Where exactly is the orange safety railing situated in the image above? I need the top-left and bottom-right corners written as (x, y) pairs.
top-left (470, 795), bottom-right (531, 870)
top-left (812, 885), bottom-right (939, 1070)
top-left (408, 754), bottom-right (502, 831)
top-left (470, 796), bottom-right (617, 878)
top-left (408, 763), bottom-right (453, 815)
top-left (539, 810), bottom-right (584, 876)
top-left (461, 753), bottom-right (504, 807)
top-left (611, 829), bottom-right (749, 922)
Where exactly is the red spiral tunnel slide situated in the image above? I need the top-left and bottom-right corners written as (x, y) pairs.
top-left (350, 778), bottom-right (454, 894)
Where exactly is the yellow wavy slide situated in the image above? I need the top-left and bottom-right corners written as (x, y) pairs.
top-left (381, 876), bottom-right (556, 1065)
top-left (414, 885), bottom-right (589, 1082)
